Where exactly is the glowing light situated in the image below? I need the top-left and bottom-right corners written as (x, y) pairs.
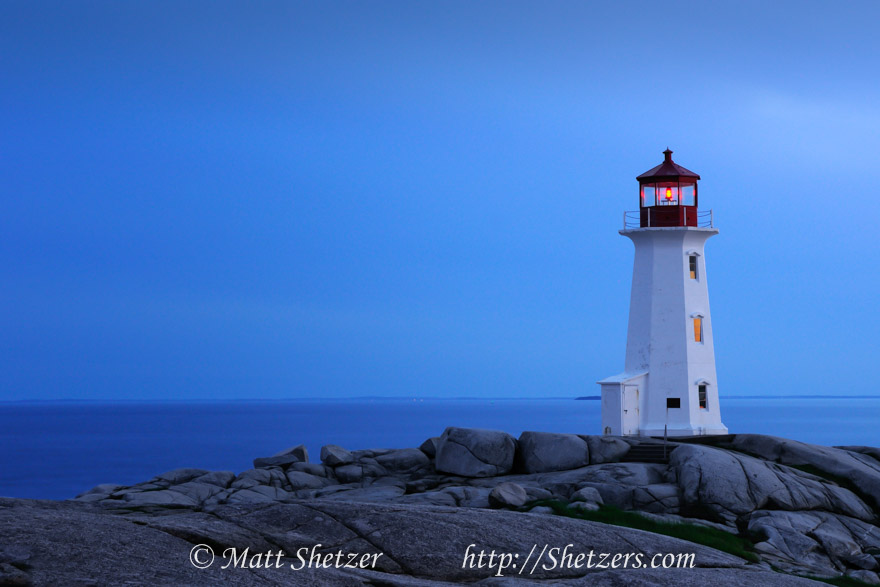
top-left (665, 187), bottom-right (672, 200)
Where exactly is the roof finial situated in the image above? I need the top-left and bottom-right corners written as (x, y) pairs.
top-left (663, 148), bottom-right (673, 162)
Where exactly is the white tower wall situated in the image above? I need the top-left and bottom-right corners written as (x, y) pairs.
top-left (600, 226), bottom-right (727, 437)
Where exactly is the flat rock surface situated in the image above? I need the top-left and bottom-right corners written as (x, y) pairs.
top-left (0, 497), bottom-right (820, 586)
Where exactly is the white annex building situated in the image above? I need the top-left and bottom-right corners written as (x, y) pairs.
top-left (599, 150), bottom-right (728, 437)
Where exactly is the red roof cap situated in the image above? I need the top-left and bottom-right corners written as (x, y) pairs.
top-left (636, 149), bottom-right (700, 182)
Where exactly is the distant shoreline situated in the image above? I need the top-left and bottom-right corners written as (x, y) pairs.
top-left (4, 395), bottom-right (880, 405)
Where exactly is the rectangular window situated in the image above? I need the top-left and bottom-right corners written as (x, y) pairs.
top-left (642, 185), bottom-right (655, 207)
top-left (681, 183), bottom-right (696, 206)
top-left (666, 398), bottom-right (681, 409)
top-left (693, 317), bottom-right (702, 343)
top-left (698, 385), bottom-right (708, 409)
top-left (689, 255), bottom-right (697, 279)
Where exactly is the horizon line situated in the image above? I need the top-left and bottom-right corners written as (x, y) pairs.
top-left (2, 394), bottom-right (880, 405)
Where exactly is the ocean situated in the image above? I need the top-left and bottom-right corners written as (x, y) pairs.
top-left (2, 397), bottom-right (879, 500)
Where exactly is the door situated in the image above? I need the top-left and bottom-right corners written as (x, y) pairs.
top-left (622, 385), bottom-right (640, 435)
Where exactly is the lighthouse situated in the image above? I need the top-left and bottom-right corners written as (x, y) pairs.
top-left (598, 149), bottom-right (728, 437)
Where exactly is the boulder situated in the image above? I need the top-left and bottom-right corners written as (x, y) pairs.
top-left (419, 436), bottom-right (440, 458)
top-left (517, 431), bottom-right (589, 473)
top-left (748, 509), bottom-right (880, 575)
top-left (579, 482), bottom-right (635, 509)
top-left (442, 486), bottom-right (492, 508)
top-left (731, 434), bottom-right (880, 510)
top-left (352, 448), bottom-right (392, 459)
top-left (375, 448), bottom-right (430, 473)
top-left (334, 464), bottom-right (363, 484)
top-left (489, 482), bottom-right (528, 508)
top-left (193, 470), bottom-right (235, 488)
top-left (524, 486), bottom-right (553, 501)
top-left (287, 462), bottom-right (330, 477)
top-left (672, 444), bottom-right (874, 522)
top-left (405, 476), bottom-right (442, 494)
top-left (320, 444), bottom-right (355, 467)
top-left (285, 471), bottom-right (329, 491)
top-left (584, 435), bottom-right (632, 464)
top-left (273, 444), bottom-right (309, 462)
top-left (435, 427), bottom-right (516, 478)
top-left (571, 486), bottom-right (604, 505)
top-left (521, 461), bottom-right (661, 506)
top-left (253, 455), bottom-right (303, 469)
top-left (231, 468), bottom-right (288, 490)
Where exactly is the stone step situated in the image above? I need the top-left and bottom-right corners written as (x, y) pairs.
top-left (621, 444), bottom-right (676, 464)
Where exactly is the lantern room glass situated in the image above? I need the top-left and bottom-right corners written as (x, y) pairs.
top-left (641, 185), bottom-right (655, 207)
top-left (640, 181), bottom-right (697, 207)
top-left (656, 182), bottom-right (679, 206)
top-left (680, 182), bottom-right (696, 206)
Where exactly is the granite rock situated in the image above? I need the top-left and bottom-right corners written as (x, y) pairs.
top-left (435, 427), bottom-right (516, 478)
top-left (488, 482), bottom-right (528, 508)
top-left (517, 431), bottom-right (590, 473)
top-left (321, 444), bottom-right (355, 467)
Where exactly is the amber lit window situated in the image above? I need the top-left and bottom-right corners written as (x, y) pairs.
top-left (693, 317), bottom-right (703, 342)
top-left (689, 255), bottom-right (698, 279)
top-left (698, 385), bottom-right (708, 409)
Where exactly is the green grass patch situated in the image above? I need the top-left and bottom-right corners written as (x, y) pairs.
top-left (526, 500), bottom-right (759, 563)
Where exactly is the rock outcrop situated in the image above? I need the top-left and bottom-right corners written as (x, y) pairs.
top-left (36, 430), bottom-right (880, 585)
top-left (672, 443), bottom-right (874, 522)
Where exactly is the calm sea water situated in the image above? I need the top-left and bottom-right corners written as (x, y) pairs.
top-left (2, 397), bottom-right (878, 500)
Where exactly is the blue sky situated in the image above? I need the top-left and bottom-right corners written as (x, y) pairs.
top-left (2, 1), bottom-right (879, 400)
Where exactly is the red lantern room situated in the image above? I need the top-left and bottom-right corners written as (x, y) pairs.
top-left (636, 149), bottom-right (700, 228)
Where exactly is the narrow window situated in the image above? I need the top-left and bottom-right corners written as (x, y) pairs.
top-left (689, 255), bottom-right (698, 279)
top-left (698, 385), bottom-right (708, 409)
top-left (693, 317), bottom-right (702, 342)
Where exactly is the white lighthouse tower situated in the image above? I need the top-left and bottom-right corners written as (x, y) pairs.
top-left (599, 149), bottom-right (728, 437)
